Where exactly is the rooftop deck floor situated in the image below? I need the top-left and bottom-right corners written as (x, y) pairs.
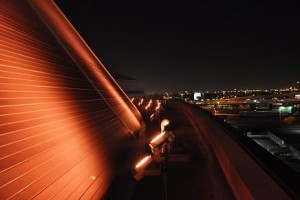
top-left (132, 102), bottom-right (234, 200)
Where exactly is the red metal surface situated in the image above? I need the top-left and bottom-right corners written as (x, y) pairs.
top-left (29, 0), bottom-right (143, 136)
top-left (0, 0), bottom-right (142, 199)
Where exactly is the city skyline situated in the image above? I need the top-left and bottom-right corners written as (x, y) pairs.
top-left (56, 1), bottom-right (300, 93)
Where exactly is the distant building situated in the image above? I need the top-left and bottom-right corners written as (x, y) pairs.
top-left (194, 92), bottom-right (202, 100)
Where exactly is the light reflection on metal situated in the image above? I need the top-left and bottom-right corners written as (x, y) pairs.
top-left (0, 0), bottom-right (143, 199)
top-left (28, 0), bottom-right (142, 136)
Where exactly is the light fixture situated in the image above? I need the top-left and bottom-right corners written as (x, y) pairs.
top-left (160, 119), bottom-right (170, 132)
top-left (150, 113), bottom-right (155, 121)
top-left (149, 131), bottom-right (175, 156)
top-left (134, 119), bottom-right (175, 200)
top-left (155, 105), bottom-right (161, 111)
top-left (135, 155), bottom-right (153, 173)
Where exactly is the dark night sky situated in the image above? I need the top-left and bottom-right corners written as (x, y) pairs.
top-left (55, 1), bottom-right (300, 93)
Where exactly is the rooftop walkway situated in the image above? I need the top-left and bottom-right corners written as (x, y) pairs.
top-left (132, 100), bottom-right (293, 200)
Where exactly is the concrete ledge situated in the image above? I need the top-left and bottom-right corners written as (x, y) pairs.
top-left (175, 101), bottom-right (292, 200)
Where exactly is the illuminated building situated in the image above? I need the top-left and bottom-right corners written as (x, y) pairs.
top-left (0, 0), bottom-right (144, 199)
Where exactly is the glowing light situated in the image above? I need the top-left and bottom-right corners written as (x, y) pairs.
top-left (161, 119), bottom-right (170, 127)
top-left (144, 100), bottom-right (152, 110)
top-left (160, 119), bottom-right (170, 132)
top-left (155, 105), bottom-right (160, 111)
top-left (135, 155), bottom-right (152, 172)
top-left (150, 132), bottom-right (166, 146)
top-left (149, 131), bottom-right (175, 156)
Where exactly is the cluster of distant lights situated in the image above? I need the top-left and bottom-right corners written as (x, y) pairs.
top-left (166, 88), bottom-right (298, 95)
top-left (163, 81), bottom-right (300, 96)
top-left (163, 86), bottom-right (299, 100)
